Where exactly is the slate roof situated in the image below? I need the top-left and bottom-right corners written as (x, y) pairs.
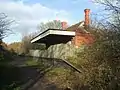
top-left (66, 21), bottom-right (89, 33)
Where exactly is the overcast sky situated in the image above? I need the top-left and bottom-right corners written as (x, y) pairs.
top-left (1, 0), bottom-right (98, 44)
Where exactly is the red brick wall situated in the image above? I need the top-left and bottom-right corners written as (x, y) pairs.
top-left (72, 31), bottom-right (94, 47)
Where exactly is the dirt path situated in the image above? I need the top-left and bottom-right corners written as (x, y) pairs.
top-left (5, 56), bottom-right (63, 90)
top-left (5, 56), bottom-right (79, 90)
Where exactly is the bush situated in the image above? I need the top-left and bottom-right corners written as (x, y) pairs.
top-left (45, 67), bottom-right (82, 89)
top-left (0, 45), bottom-right (14, 63)
top-left (68, 32), bottom-right (120, 90)
top-left (0, 52), bottom-right (4, 61)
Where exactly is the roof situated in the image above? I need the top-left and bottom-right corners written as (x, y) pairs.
top-left (30, 21), bottom-right (90, 45)
top-left (31, 29), bottom-right (75, 44)
top-left (66, 21), bottom-right (89, 33)
top-left (66, 21), bottom-right (84, 31)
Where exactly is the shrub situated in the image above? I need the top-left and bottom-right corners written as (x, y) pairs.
top-left (68, 32), bottom-right (120, 90)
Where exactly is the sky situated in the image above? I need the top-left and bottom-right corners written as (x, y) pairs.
top-left (0, 0), bottom-right (98, 44)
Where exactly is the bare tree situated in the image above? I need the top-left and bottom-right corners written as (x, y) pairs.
top-left (0, 13), bottom-right (13, 40)
top-left (93, 0), bottom-right (120, 31)
top-left (21, 34), bottom-right (33, 54)
top-left (37, 20), bottom-right (62, 33)
top-left (21, 32), bottom-right (46, 54)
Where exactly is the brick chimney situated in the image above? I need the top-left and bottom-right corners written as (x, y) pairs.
top-left (61, 21), bottom-right (67, 30)
top-left (84, 9), bottom-right (90, 30)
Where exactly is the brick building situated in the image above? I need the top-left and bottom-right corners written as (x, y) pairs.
top-left (31, 9), bottom-right (94, 48)
top-left (30, 9), bottom-right (95, 59)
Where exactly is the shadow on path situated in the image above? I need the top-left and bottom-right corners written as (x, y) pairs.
top-left (0, 64), bottom-right (52, 90)
top-left (0, 55), bottom-right (82, 90)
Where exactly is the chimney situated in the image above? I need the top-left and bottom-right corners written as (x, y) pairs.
top-left (84, 9), bottom-right (90, 30)
top-left (61, 21), bottom-right (67, 30)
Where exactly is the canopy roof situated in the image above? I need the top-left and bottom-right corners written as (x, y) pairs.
top-left (31, 29), bottom-right (75, 46)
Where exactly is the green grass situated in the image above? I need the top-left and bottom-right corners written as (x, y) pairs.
top-left (46, 67), bottom-right (70, 76)
top-left (25, 59), bottom-right (38, 66)
top-left (45, 67), bottom-right (73, 88)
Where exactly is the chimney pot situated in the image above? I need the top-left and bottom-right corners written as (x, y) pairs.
top-left (61, 21), bottom-right (67, 30)
top-left (84, 9), bottom-right (90, 29)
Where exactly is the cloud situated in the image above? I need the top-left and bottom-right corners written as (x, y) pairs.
top-left (0, 0), bottom-right (70, 43)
